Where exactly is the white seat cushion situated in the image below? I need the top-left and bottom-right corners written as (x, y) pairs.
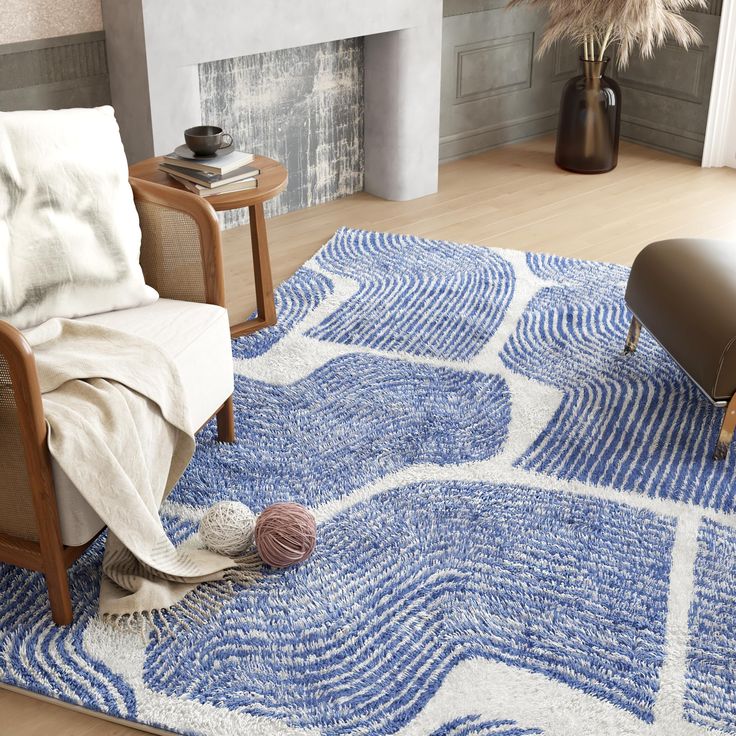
top-left (36, 299), bottom-right (234, 546)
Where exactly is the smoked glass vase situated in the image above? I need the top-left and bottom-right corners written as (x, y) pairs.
top-left (555, 57), bottom-right (621, 174)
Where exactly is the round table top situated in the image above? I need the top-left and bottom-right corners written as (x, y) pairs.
top-left (128, 154), bottom-right (288, 211)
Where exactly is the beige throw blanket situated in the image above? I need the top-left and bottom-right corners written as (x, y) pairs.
top-left (25, 319), bottom-right (236, 620)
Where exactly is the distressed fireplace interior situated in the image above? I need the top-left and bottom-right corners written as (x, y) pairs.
top-left (199, 38), bottom-right (365, 227)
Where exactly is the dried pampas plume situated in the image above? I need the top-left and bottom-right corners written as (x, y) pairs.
top-left (507, 0), bottom-right (706, 67)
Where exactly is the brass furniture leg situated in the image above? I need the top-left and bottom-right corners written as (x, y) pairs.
top-left (624, 315), bottom-right (641, 354)
top-left (230, 203), bottom-right (277, 338)
top-left (714, 392), bottom-right (736, 460)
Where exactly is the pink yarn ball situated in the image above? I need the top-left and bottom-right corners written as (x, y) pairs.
top-left (255, 502), bottom-right (316, 568)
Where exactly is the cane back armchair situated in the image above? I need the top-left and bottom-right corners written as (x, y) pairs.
top-left (0, 178), bottom-right (235, 625)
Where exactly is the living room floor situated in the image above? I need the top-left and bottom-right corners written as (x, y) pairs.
top-left (224, 134), bottom-right (736, 327)
top-left (3, 133), bottom-right (736, 736)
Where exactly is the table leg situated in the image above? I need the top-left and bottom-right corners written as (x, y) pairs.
top-left (230, 202), bottom-right (277, 338)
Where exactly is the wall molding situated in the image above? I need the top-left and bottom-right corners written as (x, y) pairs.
top-left (552, 43), bottom-right (579, 80)
top-left (617, 43), bottom-right (707, 104)
top-left (441, 6), bottom-right (563, 161)
top-left (440, 108), bottom-right (557, 160)
top-left (611, 11), bottom-right (719, 162)
top-left (622, 114), bottom-right (705, 143)
top-left (0, 31), bottom-right (110, 111)
top-left (622, 113), bottom-right (705, 160)
top-left (454, 32), bottom-right (534, 104)
top-left (0, 30), bottom-right (104, 55)
top-left (443, 0), bottom-right (507, 16)
top-left (441, 107), bottom-right (558, 143)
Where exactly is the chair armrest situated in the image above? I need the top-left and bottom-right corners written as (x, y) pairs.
top-left (0, 321), bottom-right (57, 543)
top-left (129, 177), bottom-right (226, 308)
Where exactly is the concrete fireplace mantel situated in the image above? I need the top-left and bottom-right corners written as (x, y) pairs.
top-left (101, 0), bottom-right (443, 201)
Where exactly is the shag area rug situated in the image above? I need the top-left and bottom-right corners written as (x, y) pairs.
top-left (2, 227), bottom-right (736, 736)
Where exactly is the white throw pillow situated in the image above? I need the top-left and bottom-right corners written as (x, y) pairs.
top-left (0, 106), bottom-right (157, 330)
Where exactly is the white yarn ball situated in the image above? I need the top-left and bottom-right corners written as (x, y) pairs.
top-left (199, 501), bottom-right (256, 556)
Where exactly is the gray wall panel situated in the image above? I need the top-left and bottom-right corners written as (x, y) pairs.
top-left (614, 12), bottom-right (720, 160)
top-left (441, 5), bottom-right (719, 162)
top-left (440, 6), bottom-right (564, 160)
top-left (444, 0), bottom-right (506, 16)
top-left (0, 32), bottom-right (110, 111)
top-left (455, 32), bottom-right (534, 101)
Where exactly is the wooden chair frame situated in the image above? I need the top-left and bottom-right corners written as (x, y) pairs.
top-left (0, 178), bottom-right (235, 625)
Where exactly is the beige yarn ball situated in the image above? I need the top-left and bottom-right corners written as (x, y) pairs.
top-left (254, 502), bottom-right (316, 568)
top-left (199, 501), bottom-right (256, 556)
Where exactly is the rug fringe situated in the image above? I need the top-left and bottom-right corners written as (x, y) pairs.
top-left (101, 552), bottom-right (263, 640)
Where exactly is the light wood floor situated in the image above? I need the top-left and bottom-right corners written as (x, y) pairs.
top-left (223, 134), bottom-right (736, 326)
top-left (4, 135), bottom-right (736, 735)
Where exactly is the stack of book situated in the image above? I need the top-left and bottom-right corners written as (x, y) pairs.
top-left (159, 150), bottom-right (260, 197)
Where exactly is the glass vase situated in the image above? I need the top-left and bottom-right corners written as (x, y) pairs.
top-left (555, 57), bottom-right (621, 174)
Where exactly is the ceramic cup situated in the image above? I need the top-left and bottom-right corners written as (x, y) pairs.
top-left (184, 125), bottom-right (233, 156)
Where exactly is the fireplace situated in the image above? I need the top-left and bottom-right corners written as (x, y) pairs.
top-left (101, 0), bottom-right (443, 202)
top-left (200, 38), bottom-right (365, 226)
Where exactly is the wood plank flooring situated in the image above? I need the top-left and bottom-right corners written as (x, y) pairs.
top-left (4, 135), bottom-right (736, 735)
top-left (222, 135), bottom-right (736, 326)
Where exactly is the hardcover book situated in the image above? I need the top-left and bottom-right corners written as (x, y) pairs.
top-left (161, 150), bottom-right (255, 175)
top-left (159, 162), bottom-right (261, 188)
top-left (165, 171), bottom-right (258, 196)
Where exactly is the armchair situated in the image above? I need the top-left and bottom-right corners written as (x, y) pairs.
top-left (0, 178), bottom-right (235, 625)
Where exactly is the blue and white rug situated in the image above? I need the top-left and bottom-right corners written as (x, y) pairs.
top-left (2, 227), bottom-right (736, 736)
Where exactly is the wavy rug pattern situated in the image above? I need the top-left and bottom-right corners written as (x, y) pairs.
top-left (1, 227), bottom-right (735, 736)
top-left (147, 481), bottom-right (674, 732)
top-left (501, 252), bottom-right (736, 512)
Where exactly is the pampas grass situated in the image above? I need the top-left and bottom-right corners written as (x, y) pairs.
top-left (508, 0), bottom-right (706, 66)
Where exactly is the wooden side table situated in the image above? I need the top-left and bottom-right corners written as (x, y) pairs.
top-left (129, 155), bottom-right (288, 338)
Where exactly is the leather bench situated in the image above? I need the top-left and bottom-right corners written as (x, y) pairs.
top-left (624, 238), bottom-right (736, 460)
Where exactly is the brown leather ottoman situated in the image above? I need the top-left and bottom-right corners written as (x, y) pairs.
top-left (624, 238), bottom-right (736, 459)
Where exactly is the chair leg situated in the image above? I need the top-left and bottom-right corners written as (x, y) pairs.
top-left (714, 392), bottom-right (736, 461)
top-left (624, 315), bottom-right (641, 354)
top-left (44, 562), bottom-right (73, 625)
top-left (216, 396), bottom-right (236, 443)
top-left (32, 452), bottom-right (74, 625)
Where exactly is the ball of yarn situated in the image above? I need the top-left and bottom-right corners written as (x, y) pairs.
top-left (254, 502), bottom-right (316, 568)
top-left (199, 501), bottom-right (256, 556)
